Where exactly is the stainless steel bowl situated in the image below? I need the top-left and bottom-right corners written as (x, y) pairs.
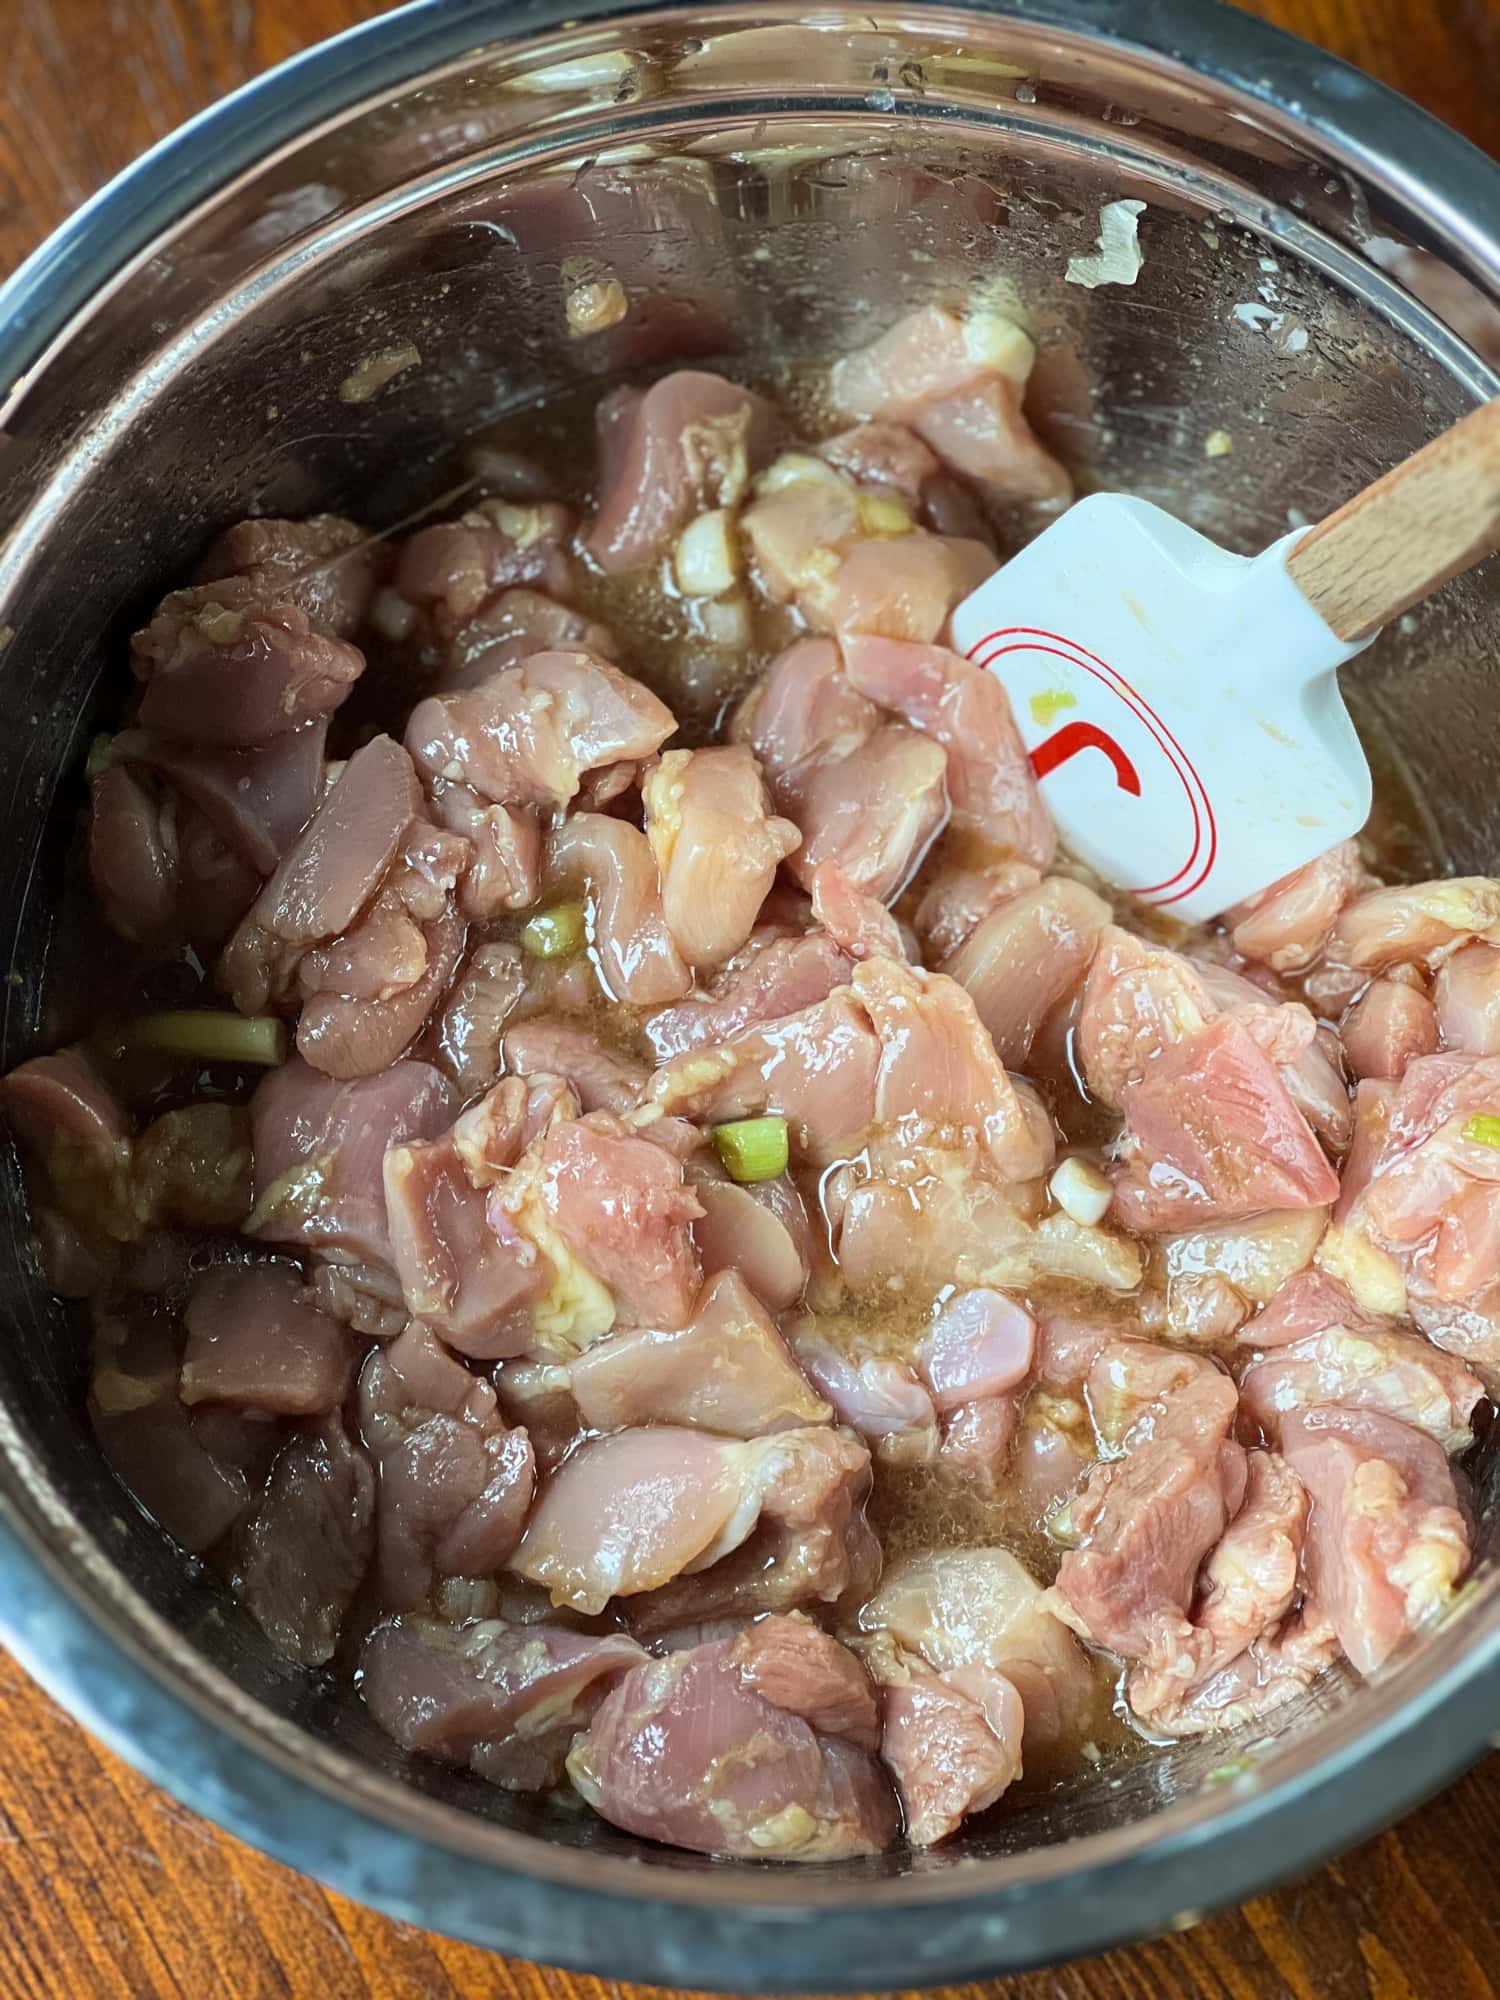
top-left (0, 2), bottom-right (1497, 1985)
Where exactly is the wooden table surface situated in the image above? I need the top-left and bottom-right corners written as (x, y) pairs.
top-left (2, 2), bottom-right (1499, 1996)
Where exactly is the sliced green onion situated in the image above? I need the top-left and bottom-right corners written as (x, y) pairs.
top-left (1463, 1113), bottom-right (1500, 1149)
top-left (520, 902), bottom-right (585, 960)
top-left (1044, 1498), bottom-right (1078, 1547)
top-left (85, 733), bottom-right (114, 782)
top-left (712, 1115), bottom-right (789, 1184)
top-left (121, 1010), bottom-right (288, 1067)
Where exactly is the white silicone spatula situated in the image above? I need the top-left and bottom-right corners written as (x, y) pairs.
top-left (948, 397), bottom-right (1500, 921)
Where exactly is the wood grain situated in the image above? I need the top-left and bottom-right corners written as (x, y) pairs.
top-left (1288, 395), bottom-right (1500, 639)
top-left (1, 3), bottom-right (1498, 1997)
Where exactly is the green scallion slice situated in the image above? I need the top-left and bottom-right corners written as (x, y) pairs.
top-left (121, 1010), bottom-right (288, 1067)
top-left (712, 1115), bottom-right (789, 1184)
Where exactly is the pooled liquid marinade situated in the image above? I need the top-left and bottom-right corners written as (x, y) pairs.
top-left (2, 299), bottom-right (1491, 1863)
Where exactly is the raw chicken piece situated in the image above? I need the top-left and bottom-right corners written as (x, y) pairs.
top-left (1049, 1343), bottom-right (1248, 1680)
top-left (433, 942), bottom-right (528, 1094)
top-left (234, 1414), bottom-right (375, 1665)
top-left (116, 721), bottom-right (327, 876)
top-left (730, 636), bottom-right (877, 782)
top-left (875, 1657), bottom-right (1024, 1846)
top-left (644, 929), bottom-right (854, 1061)
top-left (500, 1112), bottom-right (702, 1339)
top-left (1076, 926), bottom-right (1218, 1108)
top-left (944, 877), bottom-right (1110, 1069)
top-left (920, 1289), bottom-right (1036, 1410)
top-left (1143, 1605), bottom-right (1341, 1739)
top-left (219, 735), bottom-right (424, 1012)
top-left (1239, 1319), bottom-right (1482, 1454)
top-left (832, 304), bottom-right (1036, 424)
top-left (430, 785), bottom-right (540, 921)
top-left (690, 1171), bottom-right (813, 1313)
top-left (89, 764), bottom-right (261, 951)
top-left (405, 651), bottom-right (675, 811)
top-left (180, 1264), bottom-right (355, 1415)
top-left (1329, 877), bottom-right (1500, 975)
top-left (89, 1309), bottom-right (263, 1554)
top-left (1341, 978), bottom-right (1440, 1080)
top-left (567, 1621), bottom-right (897, 1859)
top-left (807, 860), bottom-right (910, 963)
top-left (547, 813), bottom-right (691, 1006)
top-left (587, 372), bottom-right (777, 571)
top-left (913, 379), bottom-right (1072, 505)
top-left (732, 638), bottom-right (952, 902)
top-left (741, 454), bottom-right (993, 641)
top-left (1, 1047), bottom-right (134, 1238)
top-left (792, 1337), bottom-right (938, 1465)
top-left (358, 1321), bottom-right (536, 1611)
top-left (726, 1610), bottom-right (882, 1746)
top-left (628, 1434), bottom-right (879, 1635)
top-left (128, 1103), bottom-right (254, 1232)
top-left (1079, 927), bottom-right (1344, 1149)
top-left (513, 1424), bottom-right (872, 1624)
top-left (197, 513), bottom-right (380, 639)
top-left (829, 1130), bottom-right (1140, 1299)
top-left (642, 746), bottom-right (800, 970)
top-left (1238, 1267), bottom-right (1386, 1349)
top-left (1160, 1207), bottom-right (1328, 1344)
top-left (647, 982), bottom-right (882, 1164)
top-left (825, 530), bottom-right (995, 643)
top-left (1433, 940), bottom-right (1500, 1054)
top-left (1111, 1016), bottom-right (1340, 1232)
top-left (361, 1617), bottom-right (646, 1790)
top-left (840, 635), bottom-right (1053, 865)
top-left (564, 1272), bottom-right (831, 1435)
top-left (937, 1395), bottom-right (1019, 1490)
top-left (859, 957), bottom-right (1055, 1180)
top-left (502, 1022), bottom-right (647, 1115)
top-left (1195, 958), bottom-right (1353, 1153)
top-left (648, 957), bottom-right (1051, 1181)
top-left (915, 838), bottom-right (1038, 971)
top-left (431, 587), bottom-right (620, 694)
top-left (394, 500), bottom-right (575, 632)
top-left (1225, 839), bottom-right (1365, 973)
top-left (297, 894), bottom-right (468, 1080)
top-left (1280, 1404), bottom-right (1470, 1674)
top-left (1126, 1449), bottom-right (1309, 1729)
top-left (777, 721), bottom-right (949, 903)
top-left (829, 304), bottom-right (1070, 504)
top-left (247, 1055), bottom-right (456, 1273)
top-left (858, 1547), bottom-right (1096, 1766)
top-left (820, 422), bottom-right (940, 498)
top-left (1323, 1053), bottom-right (1500, 1361)
top-left (383, 1125), bottom-right (545, 1360)
top-left (133, 593), bottom-right (365, 747)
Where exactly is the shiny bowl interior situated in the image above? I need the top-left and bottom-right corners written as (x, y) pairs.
top-left (0, 1), bottom-right (1498, 1986)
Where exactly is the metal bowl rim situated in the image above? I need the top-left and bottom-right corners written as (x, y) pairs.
top-left (0, 0), bottom-right (1498, 1981)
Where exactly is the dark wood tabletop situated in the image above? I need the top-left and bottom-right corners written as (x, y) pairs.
top-left (2, 3), bottom-right (1499, 1996)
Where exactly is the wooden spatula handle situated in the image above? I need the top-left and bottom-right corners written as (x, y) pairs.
top-left (1286, 395), bottom-right (1500, 643)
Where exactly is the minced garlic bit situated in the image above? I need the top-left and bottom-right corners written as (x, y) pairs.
top-left (368, 585), bottom-right (416, 643)
top-left (338, 342), bottom-right (422, 404)
top-left (1066, 199), bottom-right (1146, 289)
top-left (563, 257), bottom-right (629, 337)
top-left (961, 306), bottom-right (1036, 382)
top-left (1204, 429), bottom-right (1234, 458)
top-left (673, 508), bottom-right (739, 595)
top-left (1049, 1154), bottom-right (1113, 1227)
top-left (855, 489), bottom-right (913, 536)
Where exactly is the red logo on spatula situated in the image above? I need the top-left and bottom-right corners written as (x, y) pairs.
top-left (967, 626), bottom-right (1219, 908)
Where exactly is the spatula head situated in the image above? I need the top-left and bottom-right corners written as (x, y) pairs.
top-left (949, 494), bottom-right (1373, 923)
